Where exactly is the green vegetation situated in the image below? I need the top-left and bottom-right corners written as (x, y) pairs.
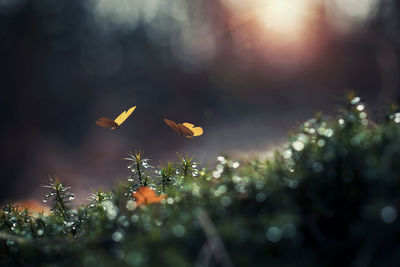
top-left (1, 96), bottom-right (400, 266)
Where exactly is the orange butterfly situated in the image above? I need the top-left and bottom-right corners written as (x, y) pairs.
top-left (133, 187), bottom-right (166, 206)
top-left (96, 106), bottom-right (136, 130)
top-left (164, 118), bottom-right (203, 138)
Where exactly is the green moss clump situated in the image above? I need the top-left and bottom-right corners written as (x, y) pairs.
top-left (1, 96), bottom-right (400, 267)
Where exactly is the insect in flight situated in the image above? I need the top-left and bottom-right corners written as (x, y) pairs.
top-left (163, 118), bottom-right (203, 138)
top-left (96, 106), bottom-right (136, 130)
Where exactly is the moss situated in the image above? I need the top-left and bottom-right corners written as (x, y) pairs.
top-left (1, 96), bottom-right (400, 266)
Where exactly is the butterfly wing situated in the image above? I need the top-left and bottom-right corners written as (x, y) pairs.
top-left (96, 117), bottom-right (118, 128)
top-left (182, 122), bottom-right (203, 136)
top-left (177, 124), bottom-right (194, 137)
top-left (191, 127), bottom-right (203, 136)
top-left (182, 122), bottom-right (195, 129)
top-left (114, 106), bottom-right (136, 126)
top-left (164, 118), bottom-right (181, 134)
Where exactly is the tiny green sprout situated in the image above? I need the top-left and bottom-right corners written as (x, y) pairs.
top-left (159, 162), bottom-right (176, 192)
top-left (88, 186), bottom-right (112, 208)
top-left (42, 176), bottom-right (75, 220)
top-left (125, 151), bottom-right (156, 195)
top-left (177, 153), bottom-right (197, 178)
top-left (1, 203), bottom-right (20, 232)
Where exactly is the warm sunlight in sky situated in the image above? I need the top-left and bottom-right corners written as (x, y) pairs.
top-left (254, 0), bottom-right (313, 42)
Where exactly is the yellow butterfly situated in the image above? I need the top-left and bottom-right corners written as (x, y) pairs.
top-left (96, 106), bottom-right (136, 130)
top-left (164, 118), bottom-right (203, 138)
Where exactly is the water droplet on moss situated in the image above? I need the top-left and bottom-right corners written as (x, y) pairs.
top-left (220, 196), bottom-right (231, 206)
top-left (292, 141), bottom-right (304, 151)
top-left (232, 162), bottom-right (240, 168)
top-left (356, 104), bottom-right (365, 111)
top-left (256, 193), bottom-right (266, 202)
top-left (351, 97), bottom-right (360, 104)
top-left (381, 206), bottom-right (397, 223)
top-left (266, 226), bottom-right (282, 243)
top-left (212, 171), bottom-right (221, 179)
top-left (232, 175), bottom-right (241, 183)
top-left (317, 139), bottom-right (325, 147)
top-left (172, 225), bottom-right (185, 237)
top-left (312, 162), bottom-right (323, 172)
top-left (131, 214), bottom-right (139, 223)
top-left (112, 231), bottom-right (123, 242)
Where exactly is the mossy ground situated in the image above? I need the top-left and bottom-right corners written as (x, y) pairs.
top-left (2, 96), bottom-right (400, 266)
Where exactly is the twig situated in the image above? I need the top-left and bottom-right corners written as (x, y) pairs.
top-left (195, 208), bottom-right (234, 267)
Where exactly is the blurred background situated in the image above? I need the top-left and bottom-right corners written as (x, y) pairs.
top-left (0, 0), bottom-right (399, 203)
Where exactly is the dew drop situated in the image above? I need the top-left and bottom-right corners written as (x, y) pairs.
top-left (232, 175), bottom-right (241, 183)
top-left (232, 162), bottom-right (240, 169)
top-left (131, 214), bottom-right (139, 223)
top-left (112, 231), bottom-right (123, 242)
top-left (266, 226), bottom-right (282, 243)
top-left (324, 129), bottom-right (334, 137)
top-left (126, 200), bottom-right (137, 211)
top-left (394, 114), bottom-right (400, 123)
top-left (292, 141), bottom-right (304, 151)
top-left (217, 156), bottom-right (226, 164)
top-left (283, 150), bottom-right (292, 159)
top-left (212, 171), bottom-right (221, 179)
top-left (172, 225), bottom-right (185, 237)
top-left (351, 97), bottom-right (360, 104)
top-left (220, 196), bottom-right (231, 207)
top-left (356, 104), bottom-right (364, 111)
top-left (381, 206), bottom-right (398, 223)
top-left (317, 139), bottom-right (326, 147)
top-left (312, 162), bottom-right (323, 173)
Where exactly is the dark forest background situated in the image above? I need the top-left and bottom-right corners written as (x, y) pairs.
top-left (0, 0), bottom-right (399, 203)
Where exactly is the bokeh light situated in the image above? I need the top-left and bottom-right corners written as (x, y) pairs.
top-left (325, 0), bottom-right (380, 31)
top-left (254, 0), bottom-right (314, 41)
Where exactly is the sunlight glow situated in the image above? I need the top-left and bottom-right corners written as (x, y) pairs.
top-left (255, 0), bottom-right (312, 39)
top-left (335, 0), bottom-right (378, 20)
top-left (325, 0), bottom-right (379, 31)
